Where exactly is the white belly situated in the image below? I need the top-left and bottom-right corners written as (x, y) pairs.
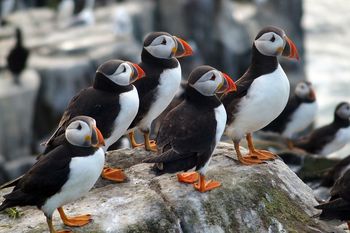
top-left (282, 102), bottom-right (318, 139)
top-left (41, 148), bottom-right (105, 216)
top-left (226, 65), bottom-right (290, 141)
top-left (320, 127), bottom-right (350, 156)
top-left (138, 64), bottom-right (181, 131)
top-left (104, 86), bottom-right (139, 150)
top-left (199, 104), bottom-right (227, 175)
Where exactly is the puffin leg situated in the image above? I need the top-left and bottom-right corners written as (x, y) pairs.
top-left (286, 139), bottom-right (294, 149)
top-left (177, 172), bottom-right (199, 183)
top-left (128, 131), bottom-right (143, 148)
top-left (46, 216), bottom-right (72, 233)
top-left (246, 133), bottom-right (277, 160)
top-left (143, 131), bottom-right (157, 152)
top-left (57, 207), bottom-right (92, 227)
top-left (234, 141), bottom-right (264, 165)
top-left (193, 174), bottom-right (221, 192)
top-left (101, 167), bottom-right (126, 182)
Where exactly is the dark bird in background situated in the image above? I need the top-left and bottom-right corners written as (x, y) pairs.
top-left (221, 26), bottom-right (299, 165)
top-left (6, 27), bottom-right (29, 85)
top-left (295, 102), bottom-right (350, 156)
top-left (320, 154), bottom-right (350, 188)
top-left (144, 65), bottom-right (236, 192)
top-left (0, 116), bottom-right (105, 233)
top-left (315, 169), bottom-right (350, 230)
top-left (261, 81), bottom-right (317, 149)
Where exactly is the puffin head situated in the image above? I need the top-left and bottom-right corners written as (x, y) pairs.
top-left (96, 59), bottom-right (145, 86)
top-left (143, 32), bottom-right (193, 59)
top-left (335, 102), bottom-right (350, 120)
top-left (65, 116), bottom-right (105, 148)
top-left (188, 65), bottom-right (236, 96)
top-left (295, 81), bottom-right (316, 101)
top-left (254, 26), bottom-right (299, 60)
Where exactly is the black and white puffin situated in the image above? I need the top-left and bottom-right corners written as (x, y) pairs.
top-left (6, 27), bottom-right (29, 85)
top-left (295, 102), bottom-right (350, 156)
top-left (261, 80), bottom-right (317, 148)
top-left (221, 26), bottom-right (299, 165)
top-left (127, 32), bottom-right (193, 152)
top-left (315, 169), bottom-right (350, 230)
top-left (0, 116), bottom-right (105, 233)
top-left (320, 154), bottom-right (350, 188)
top-left (143, 66), bottom-right (236, 192)
top-left (43, 59), bottom-right (145, 182)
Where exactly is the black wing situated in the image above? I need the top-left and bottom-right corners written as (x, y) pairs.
top-left (320, 155), bottom-right (350, 187)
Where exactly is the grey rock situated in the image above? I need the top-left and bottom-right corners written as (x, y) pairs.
top-left (0, 142), bottom-right (343, 233)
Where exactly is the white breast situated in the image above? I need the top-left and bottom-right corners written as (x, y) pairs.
top-left (320, 127), bottom-right (350, 156)
top-left (282, 102), bottom-right (318, 139)
top-left (138, 64), bottom-right (182, 131)
top-left (104, 86), bottom-right (139, 151)
top-left (41, 148), bottom-right (105, 216)
top-left (226, 65), bottom-right (290, 141)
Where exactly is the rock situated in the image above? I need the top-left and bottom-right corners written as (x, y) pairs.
top-left (0, 142), bottom-right (343, 233)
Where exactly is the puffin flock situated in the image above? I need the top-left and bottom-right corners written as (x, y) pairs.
top-left (1, 26), bottom-right (350, 232)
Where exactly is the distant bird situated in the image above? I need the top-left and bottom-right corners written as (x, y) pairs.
top-left (6, 28), bottom-right (29, 85)
top-left (295, 102), bottom-right (350, 156)
top-left (112, 7), bottom-right (133, 38)
top-left (56, 0), bottom-right (75, 28)
top-left (221, 26), bottom-right (299, 165)
top-left (71, 0), bottom-right (95, 26)
top-left (43, 60), bottom-right (145, 182)
top-left (315, 169), bottom-right (350, 230)
top-left (320, 154), bottom-right (350, 188)
top-left (261, 81), bottom-right (317, 148)
top-left (127, 32), bottom-right (193, 151)
top-left (0, 116), bottom-right (105, 233)
top-left (144, 66), bottom-right (236, 192)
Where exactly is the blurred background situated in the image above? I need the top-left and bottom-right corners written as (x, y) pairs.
top-left (0, 0), bottom-right (349, 185)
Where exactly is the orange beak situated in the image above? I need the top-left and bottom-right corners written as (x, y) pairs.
top-left (173, 36), bottom-right (193, 58)
top-left (130, 63), bottom-right (145, 83)
top-left (308, 89), bottom-right (316, 101)
top-left (282, 36), bottom-right (299, 60)
top-left (217, 73), bottom-right (237, 95)
top-left (93, 126), bottom-right (105, 147)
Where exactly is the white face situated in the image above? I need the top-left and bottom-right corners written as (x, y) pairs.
top-left (190, 70), bottom-right (224, 96)
top-left (65, 120), bottom-right (94, 147)
top-left (295, 82), bottom-right (311, 98)
top-left (336, 103), bottom-right (350, 120)
top-left (144, 35), bottom-right (176, 59)
top-left (254, 32), bottom-right (285, 57)
top-left (104, 62), bottom-right (133, 86)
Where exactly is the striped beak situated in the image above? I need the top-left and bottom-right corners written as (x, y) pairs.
top-left (217, 73), bottom-right (237, 95)
top-left (282, 36), bottom-right (299, 60)
top-left (129, 63), bottom-right (145, 83)
top-left (173, 36), bottom-right (193, 58)
top-left (91, 126), bottom-right (105, 148)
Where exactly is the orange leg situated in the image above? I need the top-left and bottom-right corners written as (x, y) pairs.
top-left (143, 131), bottom-right (157, 152)
top-left (177, 172), bottom-right (200, 183)
top-left (57, 207), bottom-right (92, 227)
top-left (193, 174), bottom-right (221, 193)
top-left (286, 139), bottom-right (294, 149)
top-left (128, 131), bottom-right (143, 148)
top-left (47, 216), bottom-right (72, 233)
top-left (101, 167), bottom-right (126, 182)
top-left (234, 141), bottom-right (264, 165)
top-left (246, 133), bottom-right (277, 160)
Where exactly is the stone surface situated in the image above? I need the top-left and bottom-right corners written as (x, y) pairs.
top-left (0, 142), bottom-right (343, 233)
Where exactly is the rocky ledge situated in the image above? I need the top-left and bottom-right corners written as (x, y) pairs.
top-left (0, 142), bottom-right (344, 233)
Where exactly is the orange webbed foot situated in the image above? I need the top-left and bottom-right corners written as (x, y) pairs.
top-left (145, 140), bottom-right (157, 152)
top-left (193, 175), bottom-right (221, 192)
top-left (56, 230), bottom-right (72, 233)
top-left (101, 167), bottom-right (126, 182)
top-left (250, 149), bottom-right (277, 160)
top-left (61, 215), bottom-right (92, 227)
top-left (238, 155), bottom-right (265, 165)
top-left (177, 172), bottom-right (199, 183)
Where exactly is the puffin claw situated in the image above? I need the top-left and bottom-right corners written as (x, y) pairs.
top-left (177, 172), bottom-right (199, 183)
top-left (101, 168), bottom-right (126, 182)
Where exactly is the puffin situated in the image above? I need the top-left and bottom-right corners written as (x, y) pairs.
top-left (6, 27), bottom-right (29, 85)
top-left (295, 102), bottom-right (350, 156)
top-left (261, 80), bottom-right (317, 148)
top-left (315, 169), bottom-right (350, 230)
top-left (320, 154), bottom-right (350, 188)
top-left (0, 116), bottom-right (105, 233)
top-left (143, 66), bottom-right (236, 192)
top-left (221, 26), bottom-right (299, 165)
top-left (43, 59), bottom-right (145, 182)
top-left (127, 32), bottom-right (193, 152)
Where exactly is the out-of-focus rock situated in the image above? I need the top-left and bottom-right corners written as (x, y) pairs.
top-left (0, 142), bottom-right (343, 232)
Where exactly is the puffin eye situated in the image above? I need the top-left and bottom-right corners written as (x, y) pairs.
top-left (161, 38), bottom-right (166, 45)
top-left (77, 124), bottom-right (82, 130)
top-left (270, 35), bottom-right (275, 42)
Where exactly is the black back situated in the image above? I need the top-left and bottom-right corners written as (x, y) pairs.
top-left (6, 28), bottom-right (29, 76)
top-left (321, 155), bottom-right (350, 188)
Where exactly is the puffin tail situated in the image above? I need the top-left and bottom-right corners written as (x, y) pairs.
top-left (0, 175), bottom-right (23, 190)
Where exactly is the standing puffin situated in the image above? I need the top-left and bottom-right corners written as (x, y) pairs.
top-left (127, 32), bottom-right (193, 152)
top-left (43, 59), bottom-right (145, 182)
top-left (295, 102), bottom-right (350, 156)
top-left (6, 27), bottom-right (29, 85)
top-left (315, 169), bottom-right (350, 230)
top-left (221, 26), bottom-right (299, 165)
top-left (0, 116), bottom-right (105, 233)
top-left (261, 81), bottom-right (317, 148)
top-left (144, 66), bottom-right (236, 192)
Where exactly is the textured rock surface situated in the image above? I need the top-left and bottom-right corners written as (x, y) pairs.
top-left (0, 142), bottom-right (343, 233)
